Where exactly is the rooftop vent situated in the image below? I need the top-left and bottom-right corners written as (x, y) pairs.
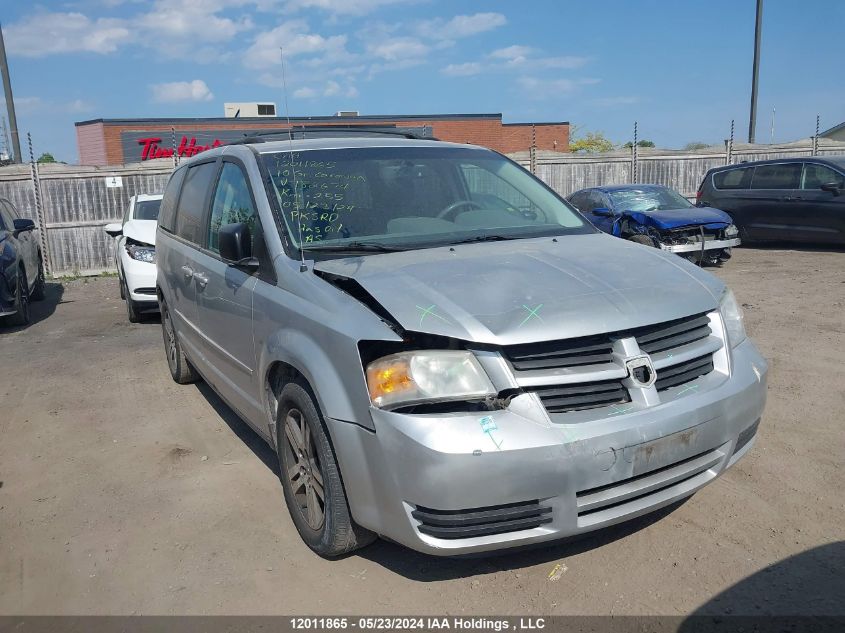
top-left (335, 111), bottom-right (360, 117)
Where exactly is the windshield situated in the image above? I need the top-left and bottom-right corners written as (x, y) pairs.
top-left (134, 199), bottom-right (161, 221)
top-left (608, 187), bottom-right (693, 212)
top-left (261, 147), bottom-right (592, 252)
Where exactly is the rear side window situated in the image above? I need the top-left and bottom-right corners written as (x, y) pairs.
top-left (208, 162), bottom-right (258, 253)
top-left (175, 161), bottom-right (218, 245)
top-left (802, 163), bottom-right (845, 189)
top-left (713, 167), bottom-right (752, 190)
top-left (158, 168), bottom-right (186, 233)
top-left (750, 163), bottom-right (801, 189)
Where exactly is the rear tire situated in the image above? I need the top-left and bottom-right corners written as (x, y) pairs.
top-left (119, 273), bottom-right (126, 300)
top-left (160, 299), bottom-right (198, 384)
top-left (30, 255), bottom-right (45, 301)
top-left (276, 379), bottom-right (376, 558)
top-left (627, 234), bottom-right (656, 247)
top-left (8, 269), bottom-right (31, 326)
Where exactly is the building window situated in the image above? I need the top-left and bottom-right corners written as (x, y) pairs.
top-left (257, 104), bottom-right (276, 116)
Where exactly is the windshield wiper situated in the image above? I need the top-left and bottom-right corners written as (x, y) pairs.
top-left (301, 241), bottom-right (407, 253)
top-left (447, 234), bottom-right (519, 245)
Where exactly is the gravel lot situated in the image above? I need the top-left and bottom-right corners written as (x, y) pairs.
top-left (1, 247), bottom-right (843, 616)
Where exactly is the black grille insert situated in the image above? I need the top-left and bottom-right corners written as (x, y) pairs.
top-left (631, 313), bottom-right (712, 355)
top-left (412, 500), bottom-right (552, 539)
top-left (656, 355), bottom-right (714, 391)
top-left (504, 334), bottom-right (614, 371)
top-left (532, 379), bottom-right (630, 413)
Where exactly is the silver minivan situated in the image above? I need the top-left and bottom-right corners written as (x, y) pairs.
top-left (156, 132), bottom-right (768, 558)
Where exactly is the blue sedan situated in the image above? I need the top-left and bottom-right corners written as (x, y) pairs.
top-left (567, 184), bottom-right (740, 265)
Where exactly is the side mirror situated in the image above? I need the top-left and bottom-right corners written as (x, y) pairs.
top-left (219, 222), bottom-right (258, 268)
top-left (820, 182), bottom-right (841, 196)
top-left (12, 218), bottom-right (35, 234)
top-left (104, 222), bottom-right (123, 237)
top-left (592, 207), bottom-right (615, 217)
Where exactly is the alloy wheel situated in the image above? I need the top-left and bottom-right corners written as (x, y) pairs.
top-left (283, 407), bottom-right (325, 530)
top-left (163, 309), bottom-right (178, 373)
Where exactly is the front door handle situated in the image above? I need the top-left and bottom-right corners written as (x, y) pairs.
top-left (782, 195), bottom-right (797, 202)
top-left (194, 272), bottom-right (209, 290)
top-left (181, 265), bottom-right (194, 280)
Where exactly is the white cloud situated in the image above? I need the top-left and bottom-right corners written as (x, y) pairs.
top-left (2, 96), bottom-right (95, 114)
top-left (367, 37), bottom-right (429, 61)
top-left (490, 45), bottom-right (533, 60)
top-left (244, 20), bottom-right (350, 69)
top-left (136, 0), bottom-right (252, 44)
top-left (150, 80), bottom-right (214, 103)
top-left (283, 0), bottom-right (415, 15)
top-left (4, 12), bottom-right (131, 57)
top-left (292, 80), bottom-right (358, 99)
top-left (441, 62), bottom-right (483, 77)
top-left (418, 12), bottom-right (506, 40)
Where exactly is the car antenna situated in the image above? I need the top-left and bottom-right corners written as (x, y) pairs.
top-left (280, 46), bottom-right (308, 273)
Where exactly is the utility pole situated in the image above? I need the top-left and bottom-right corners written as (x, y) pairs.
top-left (0, 23), bottom-right (22, 163)
top-left (748, 0), bottom-right (763, 143)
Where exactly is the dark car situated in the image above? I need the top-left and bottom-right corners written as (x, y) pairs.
top-left (697, 156), bottom-right (845, 244)
top-left (0, 198), bottom-right (45, 326)
top-left (567, 184), bottom-right (739, 264)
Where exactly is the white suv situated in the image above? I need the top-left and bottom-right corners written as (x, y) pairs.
top-left (105, 193), bottom-right (162, 322)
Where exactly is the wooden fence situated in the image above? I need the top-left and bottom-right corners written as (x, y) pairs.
top-left (0, 160), bottom-right (173, 276)
top-left (1, 139), bottom-right (843, 276)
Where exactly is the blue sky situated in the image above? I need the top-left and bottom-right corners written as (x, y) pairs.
top-left (2, 0), bottom-right (844, 163)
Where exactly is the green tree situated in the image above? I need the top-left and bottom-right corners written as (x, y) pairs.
top-left (623, 140), bottom-right (656, 149)
top-left (569, 131), bottom-right (615, 153)
top-left (683, 141), bottom-right (710, 151)
top-left (37, 152), bottom-right (57, 163)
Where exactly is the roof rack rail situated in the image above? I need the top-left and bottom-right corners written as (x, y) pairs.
top-left (226, 125), bottom-right (438, 145)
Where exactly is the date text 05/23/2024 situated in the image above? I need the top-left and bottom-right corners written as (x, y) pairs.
top-left (289, 617), bottom-right (547, 630)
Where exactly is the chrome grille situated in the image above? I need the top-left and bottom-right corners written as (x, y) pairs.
top-left (504, 334), bottom-right (614, 371)
top-left (656, 354), bottom-right (715, 391)
top-left (630, 313), bottom-right (712, 354)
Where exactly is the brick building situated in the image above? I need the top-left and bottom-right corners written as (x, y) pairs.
top-left (74, 113), bottom-right (569, 166)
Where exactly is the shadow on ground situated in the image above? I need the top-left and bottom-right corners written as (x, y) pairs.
top-left (0, 281), bottom-right (64, 332)
top-left (680, 541), bottom-right (845, 621)
top-left (192, 375), bottom-right (699, 579)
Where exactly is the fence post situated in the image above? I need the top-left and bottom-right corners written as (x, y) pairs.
top-left (631, 121), bottom-right (638, 182)
top-left (529, 124), bottom-right (537, 174)
top-left (27, 132), bottom-right (51, 276)
top-left (726, 119), bottom-right (734, 165)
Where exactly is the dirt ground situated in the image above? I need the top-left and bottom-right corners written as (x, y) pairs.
top-left (1, 246), bottom-right (843, 616)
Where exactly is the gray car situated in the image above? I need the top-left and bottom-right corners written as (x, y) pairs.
top-left (155, 132), bottom-right (768, 558)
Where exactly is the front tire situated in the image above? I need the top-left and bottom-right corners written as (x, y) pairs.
top-left (160, 299), bottom-right (198, 384)
top-left (276, 379), bottom-right (375, 558)
top-left (124, 279), bottom-right (142, 323)
top-left (7, 269), bottom-right (31, 326)
top-left (627, 234), bottom-right (656, 247)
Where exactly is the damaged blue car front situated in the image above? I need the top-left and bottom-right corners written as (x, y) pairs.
top-left (567, 184), bottom-right (740, 265)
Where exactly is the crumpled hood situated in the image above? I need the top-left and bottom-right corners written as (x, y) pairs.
top-left (314, 233), bottom-right (724, 345)
top-left (122, 219), bottom-right (157, 246)
top-left (625, 206), bottom-right (732, 231)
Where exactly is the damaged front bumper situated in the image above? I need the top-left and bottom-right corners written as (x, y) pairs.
top-left (328, 338), bottom-right (767, 556)
top-left (659, 237), bottom-right (741, 254)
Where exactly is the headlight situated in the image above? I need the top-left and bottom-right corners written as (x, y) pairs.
top-left (126, 244), bottom-right (155, 263)
top-left (725, 224), bottom-right (739, 238)
top-left (719, 288), bottom-right (746, 348)
top-left (366, 350), bottom-right (495, 409)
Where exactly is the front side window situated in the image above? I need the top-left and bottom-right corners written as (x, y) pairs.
top-left (751, 163), bottom-right (801, 189)
top-left (262, 146), bottom-right (590, 255)
top-left (134, 199), bottom-right (162, 221)
top-left (802, 163), bottom-right (845, 190)
top-left (208, 163), bottom-right (257, 253)
top-left (713, 167), bottom-right (752, 190)
top-left (607, 187), bottom-right (693, 212)
top-left (175, 161), bottom-right (217, 245)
